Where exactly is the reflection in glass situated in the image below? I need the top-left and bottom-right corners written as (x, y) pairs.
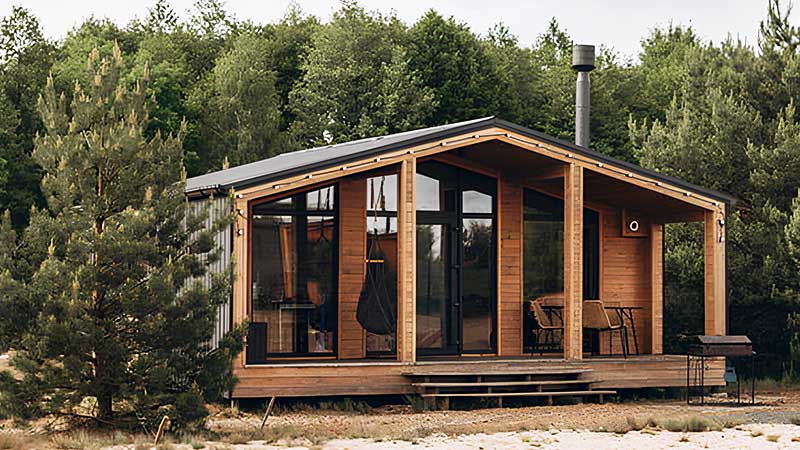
top-left (416, 163), bottom-right (457, 212)
top-left (306, 185), bottom-right (335, 211)
top-left (462, 190), bottom-right (493, 214)
top-left (523, 190), bottom-right (564, 300)
top-left (522, 188), bottom-right (600, 352)
top-left (416, 224), bottom-right (449, 351)
top-left (250, 186), bottom-right (337, 358)
top-left (461, 218), bottom-right (494, 352)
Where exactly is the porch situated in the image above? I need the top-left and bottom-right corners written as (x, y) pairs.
top-left (230, 355), bottom-right (725, 398)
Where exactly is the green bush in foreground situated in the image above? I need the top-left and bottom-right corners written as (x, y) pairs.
top-left (0, 44), bottom-right (244, 430)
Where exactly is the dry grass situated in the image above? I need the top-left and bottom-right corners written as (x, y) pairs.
top-left (0, 433), bottom-right (40, 450)
top-left (654, 415), bottom-right (722, 432)
top-left (766, 434), bottom-right (780, 442)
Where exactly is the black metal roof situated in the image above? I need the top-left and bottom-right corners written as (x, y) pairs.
top-left (185, 116), bottom-right (735, 204)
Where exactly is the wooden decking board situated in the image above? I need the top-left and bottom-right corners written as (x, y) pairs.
top-left (412, 379), bottom-right (594, 388)
top-left (404, 368), bottom-right (591, 377)
top-left (420, 390), bottom-right (617, 398)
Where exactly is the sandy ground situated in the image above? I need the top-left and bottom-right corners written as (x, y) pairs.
top-left (321, 425), bottom-right (800, 449)
top-left (99, 424), bottom-right (800, 449)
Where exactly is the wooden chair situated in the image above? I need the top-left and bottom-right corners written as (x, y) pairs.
top-left (530, 299), bottom-right (563, 355)
top-left (583, 300), bottom-right (628, 358)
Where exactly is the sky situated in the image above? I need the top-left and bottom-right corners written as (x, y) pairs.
top-left (1, 0), bottom-right (789, 59)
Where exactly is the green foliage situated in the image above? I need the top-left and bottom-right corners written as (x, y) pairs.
top-left (201, 32), bottom-right (288, 168)
top-left (0, 6), bottom-right (55, 226)
top-left (0, 44), bottom-right (243, 430)
top-left (407, 11), bottom-right (501, 125)
top-left (289, 2), bottom-right (434, 146)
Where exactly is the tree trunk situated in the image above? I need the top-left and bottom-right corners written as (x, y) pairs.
top-left (97, 391), bottom-right (113, 421)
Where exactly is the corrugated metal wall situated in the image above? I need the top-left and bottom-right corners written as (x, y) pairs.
top-left (188, 195), bottom-right (233, 349)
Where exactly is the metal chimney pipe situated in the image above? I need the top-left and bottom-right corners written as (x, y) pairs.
top-left (572, 44), bottom-right (595, 148)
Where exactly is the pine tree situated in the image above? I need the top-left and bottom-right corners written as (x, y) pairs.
top-left (0, 43), bottom-right (243, 429)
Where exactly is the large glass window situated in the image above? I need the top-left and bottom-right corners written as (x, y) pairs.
top-left (249, 185), bottom-right (337, 359)
top-left (522, 188), bottom-right (600, 352)
top-left (364, 174), bottom-right (398, 356)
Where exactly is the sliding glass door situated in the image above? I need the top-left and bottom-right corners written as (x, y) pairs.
top-left (415, 161), bottom-right (496, 356)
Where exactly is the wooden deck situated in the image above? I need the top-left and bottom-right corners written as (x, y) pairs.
top-left (230, 354), bottom-right (725, 398)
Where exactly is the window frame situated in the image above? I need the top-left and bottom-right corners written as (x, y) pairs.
top-left (247, 183), bottom-right (340, 360)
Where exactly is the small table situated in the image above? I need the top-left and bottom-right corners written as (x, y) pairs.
top-left (604, 306), bottom-right (643, 355)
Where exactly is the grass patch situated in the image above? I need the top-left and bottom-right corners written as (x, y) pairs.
top-left (751, 431), bottom-right (763, 437)
top-left (655, 415), bottom-right (721, 432)
top-left (625, 416), bottom-right (656, 431)
top-left (766, 434), bottom-right (780, 442)
top-left (221, 423), bottom-right (334, 446)
top-left (1, 433), bottom-right (46, 450)
top-left (749, 376), bottom-right (800, 393)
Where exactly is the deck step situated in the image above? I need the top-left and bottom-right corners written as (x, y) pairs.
top-left (420, 390), bottom-right (617, 398)
top-left (412, 379), bottom-right (594, 388)
top-left (403, 368), bottom-right (591, 377)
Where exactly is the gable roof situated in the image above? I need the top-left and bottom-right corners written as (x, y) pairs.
top-left (185, 116), bottom-right (735, 205)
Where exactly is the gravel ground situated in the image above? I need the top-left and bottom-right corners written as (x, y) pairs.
top-left (4, 389), bottom-right (800, 449)
top-left (207, 392), bottom-right (800, 440)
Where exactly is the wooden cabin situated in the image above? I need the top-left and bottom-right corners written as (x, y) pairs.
top-left (186, 117), bottom-right (734, 401)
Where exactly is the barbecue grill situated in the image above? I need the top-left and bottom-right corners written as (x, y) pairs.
top-left (687, 335), bottom-right (755, 405)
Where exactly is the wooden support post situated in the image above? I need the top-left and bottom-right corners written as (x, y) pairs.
top-left (397, 159), bottom-right (417, 362)
top-left (650, 223), bottom-right (664, 354)
top-left (563, 164), bottom-right (584, 360)
top-left (499, 179), bottom-right (523, 356)
top-left (154, 416), bottom-right (170, 446)
top-left (233, 195), bottom-right (249, 370)
top-left (704, 210), bottom-right (726, 336)
top-left (260, 396), bottom-right (277, 430)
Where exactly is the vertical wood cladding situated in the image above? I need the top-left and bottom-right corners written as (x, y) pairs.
top-left (498, 178), bottom-right (523, 356)
top-left (338, 177), bottom-right (367, 359)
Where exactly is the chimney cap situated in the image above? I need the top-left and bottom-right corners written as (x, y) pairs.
top-left (572, 44), bottom-right (596, 72)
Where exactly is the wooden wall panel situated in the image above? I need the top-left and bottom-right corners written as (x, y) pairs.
top-left (563, 164), bottom-right (584, 360)
top-left (338, 178), bottom-right (367, 359)
top-left (600, 209), bottom-right (652, 355)
top-left (498, 178), bottom-right (523, 356)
